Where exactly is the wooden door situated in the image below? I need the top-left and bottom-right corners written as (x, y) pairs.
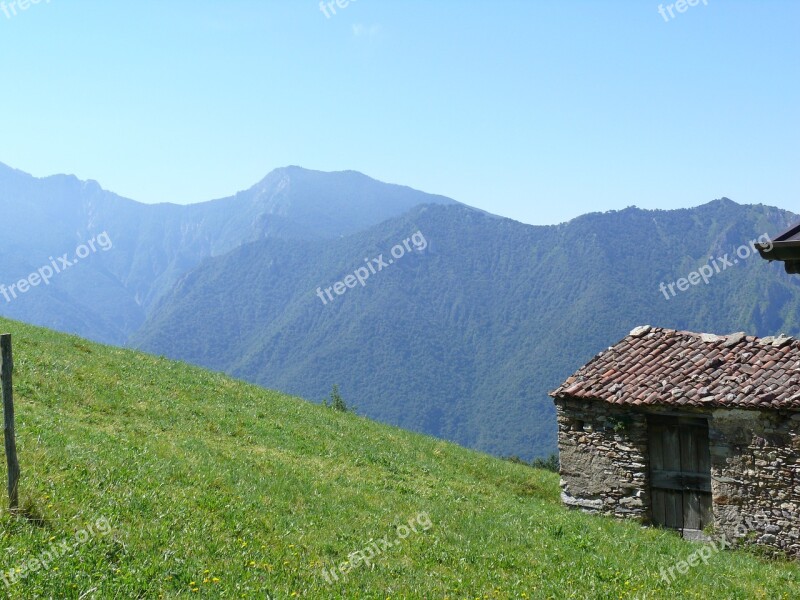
top-left (648, 415), bottom-right (712, 536)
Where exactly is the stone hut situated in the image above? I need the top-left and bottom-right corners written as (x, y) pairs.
top-left (549, 325), bottom-right (800, 557)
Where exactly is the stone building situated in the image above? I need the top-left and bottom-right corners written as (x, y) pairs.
top-left (550, 325), bottom-right (800, 557)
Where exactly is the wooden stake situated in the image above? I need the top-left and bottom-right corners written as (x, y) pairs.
top-left (1, 334), bottom-right (19, 511)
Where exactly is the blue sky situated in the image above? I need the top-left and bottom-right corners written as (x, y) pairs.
top-left (0, 0), bottom-right (797, 225)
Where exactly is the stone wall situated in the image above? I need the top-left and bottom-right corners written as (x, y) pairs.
top-left (709, 408), bottom-right (800, 557)
top-left (555, 396), bottom-right (800, 558)
top-left (554, 397), bottom-right (650, 519)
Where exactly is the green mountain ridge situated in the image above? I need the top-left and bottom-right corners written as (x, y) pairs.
top-left (3, 162), bottom-right (799, 459)
top-left (133, 200), bottom-right (800, 460)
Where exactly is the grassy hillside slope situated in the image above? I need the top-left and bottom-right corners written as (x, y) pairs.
top-left (1, 318), bottom-right (798, 598)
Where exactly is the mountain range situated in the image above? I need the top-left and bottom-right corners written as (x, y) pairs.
top-left (1, 161), bottom-right (798, 458)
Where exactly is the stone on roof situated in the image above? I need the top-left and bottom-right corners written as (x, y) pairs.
top-left (549, 326), bottom-right (800, 410)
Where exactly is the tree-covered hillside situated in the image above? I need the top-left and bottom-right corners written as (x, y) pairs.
top-left (133, 200), bottom-right (800, 459)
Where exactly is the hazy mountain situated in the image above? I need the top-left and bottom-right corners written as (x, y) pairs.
top-left (132, 199), bottom-right (800, 459)
top-left (3, 161), bottom-right (799, 458)
top-left (0, 163), bottom-right (456, 343)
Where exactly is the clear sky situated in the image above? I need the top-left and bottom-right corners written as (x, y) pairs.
top-left (0, 0), bottom-right (797, 225)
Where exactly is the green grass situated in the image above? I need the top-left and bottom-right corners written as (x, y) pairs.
top-left (0, 317), bottom-right (798, 599)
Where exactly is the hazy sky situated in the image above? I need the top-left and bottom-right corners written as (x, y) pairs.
top-left (0, 1), bottom-right (797, 225)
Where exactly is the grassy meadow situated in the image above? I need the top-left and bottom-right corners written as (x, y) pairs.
top-left (0, 317), bottom-right (798, 598)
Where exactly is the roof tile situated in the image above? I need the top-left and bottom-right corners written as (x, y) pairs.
top-left (550, 326), bottom-right (800, 410)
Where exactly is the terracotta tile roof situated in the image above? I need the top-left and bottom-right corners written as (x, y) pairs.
top-left (549, 326), bottom-right (800, 410)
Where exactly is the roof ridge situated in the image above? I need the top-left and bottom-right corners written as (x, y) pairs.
top-left (551, 326), bottom-right (800, 410)
top-left (625, 325), bottom-right (789, 346)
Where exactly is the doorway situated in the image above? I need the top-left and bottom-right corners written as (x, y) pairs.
top-left (647, 415), bottom-right (713, 538)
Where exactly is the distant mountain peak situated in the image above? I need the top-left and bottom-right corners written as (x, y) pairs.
top-left (254, 165), bottom-right (381, 187)
top-left (706, 197), bottom-right (739, 206)
top-left (238, 166), bottom-right (459, 231)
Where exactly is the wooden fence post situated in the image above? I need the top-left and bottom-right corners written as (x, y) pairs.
top-left (1, 334), bottom-right (20, 511)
